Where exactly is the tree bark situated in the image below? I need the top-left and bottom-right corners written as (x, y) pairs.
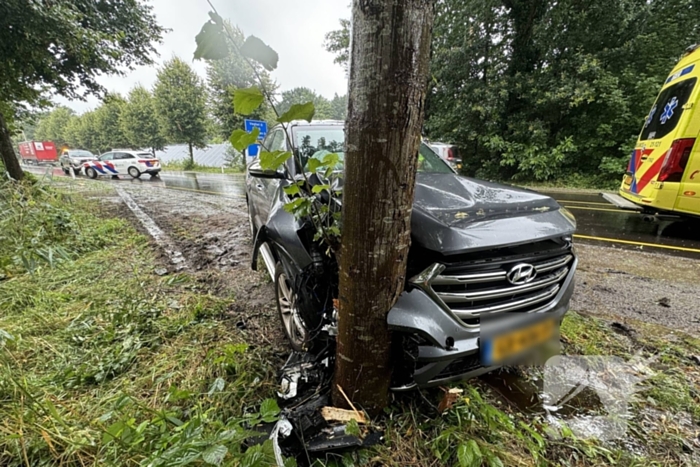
top-left (0, 110), bottom-right (24, 181)
top-left (188, 142), bottom-right (194, 165)
top-left (333, 0), bottom-right (435, 415)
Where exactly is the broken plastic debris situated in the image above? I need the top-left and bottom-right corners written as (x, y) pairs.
top-left (269, 418), bottom-right (293, 467)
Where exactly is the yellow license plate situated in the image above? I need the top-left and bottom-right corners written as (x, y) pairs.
top-left (483, 319), bottom-right (555, 365)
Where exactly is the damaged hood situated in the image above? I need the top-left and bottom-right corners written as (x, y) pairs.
top-left (411, 173), bottom-right (575, 255)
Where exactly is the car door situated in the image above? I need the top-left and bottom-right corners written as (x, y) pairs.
top-left (115, 152), bottom-right (137, 174)
top-left (94, 152), bottom-right (114, 176)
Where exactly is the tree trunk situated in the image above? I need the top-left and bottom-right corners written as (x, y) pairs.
top-left (188, 142), bottom-right (194, 165)
top-left (333, 0), bottom-right (435, 415)
top-left (0, 110), bottom-right (24, 181)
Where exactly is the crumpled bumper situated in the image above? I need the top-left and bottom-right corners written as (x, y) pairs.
top-left (388, 257), bottom-right (577, 390)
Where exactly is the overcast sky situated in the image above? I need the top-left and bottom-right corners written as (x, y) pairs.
top-left (56, 0), bottom-right (350, 114)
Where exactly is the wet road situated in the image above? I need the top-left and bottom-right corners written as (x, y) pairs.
top-left (27, 166), bottom-right (700, 258)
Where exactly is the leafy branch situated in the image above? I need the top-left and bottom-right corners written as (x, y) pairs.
top-left (196, 3), bottom-right (342, 250)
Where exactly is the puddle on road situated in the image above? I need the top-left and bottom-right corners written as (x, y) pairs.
top-left (158, 172), bottom-right (246, 198)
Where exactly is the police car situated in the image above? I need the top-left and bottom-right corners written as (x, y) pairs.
top-left (84, 150), bottom-right (161, 179)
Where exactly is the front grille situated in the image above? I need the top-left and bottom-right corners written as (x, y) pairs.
top-left (429, 249), bottom-right (573, 326)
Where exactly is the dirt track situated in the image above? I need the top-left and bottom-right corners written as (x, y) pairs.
top-left (111, 183), bottom-right (700, 336)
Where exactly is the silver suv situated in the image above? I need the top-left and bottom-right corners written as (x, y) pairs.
top-left (246, 121), bottom-right (577, 389)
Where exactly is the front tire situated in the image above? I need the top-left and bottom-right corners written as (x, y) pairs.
top-left (85, 167), bottom-right (97, 179)
top-left (274, 263), bottom-right (310, 352)
top-left (128, 167), bottom-right (141, 179)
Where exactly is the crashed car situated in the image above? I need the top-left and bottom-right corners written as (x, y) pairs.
top-left (59, 149), bottom-right (97, 175)
top-left (246, 120), bottom-right (577, 390)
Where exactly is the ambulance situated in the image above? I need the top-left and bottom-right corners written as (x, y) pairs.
top-left (619, 44), bottom-right (700, 217)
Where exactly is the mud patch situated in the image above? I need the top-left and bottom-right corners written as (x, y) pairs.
top-left (114, 184), bottom-right (288, 355)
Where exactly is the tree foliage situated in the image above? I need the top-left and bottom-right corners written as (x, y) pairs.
top-left (120, 86), bottom-right (166, 154)
top-left (0, 0), bottom-right (164, 179)
top-left (278, 87), bottom-right (347, 120)
top-left (154, 58), bottom-right (209, 163)
top-left (34, 106), bottom-right (75, 148)
top-left (325, 0), bottom-right (700, 186)
top-left (426, 0), bottom-right (700, 184)
top-left (205, 23), bottom-right (276, 139)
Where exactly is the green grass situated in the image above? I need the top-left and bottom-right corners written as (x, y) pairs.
top-left (2, 177), bottom-right (697, 466)
top-left (161, 160), bottom-right (243, 174)
top-left (0, 180), bottom-right (287, 466)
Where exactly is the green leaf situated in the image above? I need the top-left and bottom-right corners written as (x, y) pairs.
top-left (277, 102), bottom-right (315, 123)
top-left (312, 184), bottom-right (330, 194)
top-left (102, 420), bottom-right (125, 444)
top-left (321, 152), bottom-right (340, 167)
top-left (208, 377), bottom-right (226, 395)
top-left (283, 184), bottom-right (301, 196)
top-left (240, 36), bottom-right (279, 71)
top-left (229, 127), bottom-right (260, 152)
top-left (307, 158), bottom-right (323, 172)
top-left (194, 21), bottom-right (229, 60)
top-left (233, 87), bottom-right (264, 116)
top-left (259, 150), bottom-right (292, 171)
top-left (457, 441), bottom-right (482, 467)
top-left (202, 444), bottom-right (228, 466)
top-left (259, 398), bottom-right (280, 423)
top-left (283, 197), bottom-right (310, 215)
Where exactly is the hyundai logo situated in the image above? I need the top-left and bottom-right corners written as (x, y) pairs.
top-left (507, 263), bottom-right (537, 285)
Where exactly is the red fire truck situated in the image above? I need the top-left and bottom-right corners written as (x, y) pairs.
top-left (18, 141), bottom-right (58, 164)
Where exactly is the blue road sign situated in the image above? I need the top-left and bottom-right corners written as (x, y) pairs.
top-left (244, 119), bottom-right (268, 158)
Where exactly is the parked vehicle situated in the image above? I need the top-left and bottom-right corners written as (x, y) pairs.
top-left (246, 121), bottom-right (577, 389)
top-left (84, 150), bottom-right (161, 179)
top-left (18, 141), bottom-right (58, 165)
top-left (427, 141), bottom-right (462, 171)
top-left (619, 44), bottom-right (700, 218)
top-left (59, 149), bottom-right (97, 175)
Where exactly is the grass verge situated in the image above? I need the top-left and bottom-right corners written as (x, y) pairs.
top-left (161, 161), bottom-right (243, 174)
top-left (0, 179), bottom-right (288, 466)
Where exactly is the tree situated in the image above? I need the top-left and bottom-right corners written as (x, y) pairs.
top-left (154, 57), bottom-right (209, 165)
top-left (206, 23), bottom-right (276, 139)
top-left (34, 106), bottom-right (75, 148)
top-left (93, 94), bottom-right (130, 153)
top-left (64, 112), bottom-right (99, 154)
top-left (329, 93), bottom-right (348, 120)
top-left (333, 0), bottom-right (435, 414)
top-left (278, 87), bottom-right (332, 120)
top-left (0, 0), bottom-right (164, 180)
top-left (121, 86), bottom-right (166, 155)
top-left (324, 19), bottom-right (351, 73)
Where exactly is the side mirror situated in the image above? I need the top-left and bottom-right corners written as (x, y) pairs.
top-left (248, 161), bottom-right (286, 179)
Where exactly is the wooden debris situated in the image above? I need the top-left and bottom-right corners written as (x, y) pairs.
top-left (320, 406), bottom-right (367, 424)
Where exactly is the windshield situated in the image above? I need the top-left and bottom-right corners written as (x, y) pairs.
top-left (69, 150), bottom-right (94, 158)
top-left (292, 126), bottom-right (453, 174)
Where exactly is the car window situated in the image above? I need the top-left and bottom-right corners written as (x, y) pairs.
top-left (641, 77), bottom-right (697, 141)
top-left (69, 150), bottom-right (94, 157)
top-left (417, 143), bottom-right (453, 173)
top-left (290, 126), bottom-right (453, 175)
top-left (137, 152), bottom-right (153, 158)
top-left (268, 130), bottom-right (286, 152)
top-left (100, 152), bottom-right (114, 161)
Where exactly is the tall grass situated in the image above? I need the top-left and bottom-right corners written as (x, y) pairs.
top-left (0, 180), bottom-right (287, 466)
